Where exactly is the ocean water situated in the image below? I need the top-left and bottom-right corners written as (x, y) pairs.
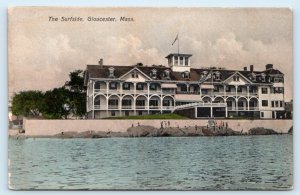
top-left (8, 135), bottom-right (293, 190)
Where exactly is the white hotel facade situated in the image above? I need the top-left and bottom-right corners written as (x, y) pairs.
top-left (84, 53), bottom-right (285, 119)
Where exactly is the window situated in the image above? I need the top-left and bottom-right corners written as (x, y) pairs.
top-left (262, 100), bottom-right (268, 107)
top-left (108, 99), bottom-right (118, 106)
top-left (261, 88), bottom-right (268, 94)
top-left (163, 100), bottom-right (171, 106)
top-left (180, 57), bottom-right (183, 65)
top-left (131, 70), bottom-right (138, 78)
top-left (185, 57), bottom-right (189, 66)
top-left (237, 87), bottom-right (242, 93)
top-left (95, 81), bottom-right (101, 89)
top-left (275, 101), bottom-right (279, 107)
top-left (136, 100), bottom-right (145, 107)
top-left (261, 73), bottom-right (265, 82)
top-left (108, 67), bottom-right (115, 78)
top-left (150, 83), bottom-right (157, 90)
top-left (280, 101), bottom-right (283, 107)
top-left (215, 72), bottom-right (221, 80)
top-left (123, 83), bottom-right (130, 90)
top-left (182, 71), bottom-right (190, 79)
top-left (233, 75), bottom-right (240, 81)
top-left (109, 82), bottom-right (117, 89)
top-left (175, 57), bottom-right (178, 65)
top-left (111, 111), bottom-right (115, 116)
top-left (122, 99), bottom-right (132, 106)
top-left (151, 69), bottom-right (157, 79)
top-left (149, 100), bottom-right (158, 107)
top-left (261, 112), bottom-right (264, 118)
top-left (271, 101), bottom-right (275, 107)
top-left (136, 83), bottom-right (144, 90)
top-left (138, 111), bottom-right (143, 116)
top-left (164, 69), bottom-right (170, 79)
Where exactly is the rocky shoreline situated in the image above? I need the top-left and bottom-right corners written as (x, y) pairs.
top-left (10, 124), bottom-right (289, 139)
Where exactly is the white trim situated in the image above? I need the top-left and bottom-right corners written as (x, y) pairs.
top-left (223, 71), bottom-right (253, 84)
top-left (119, 67), bottom-right (152, 80)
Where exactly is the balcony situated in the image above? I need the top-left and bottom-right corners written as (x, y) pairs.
top-left (176, 91), bottom-right (200, 95)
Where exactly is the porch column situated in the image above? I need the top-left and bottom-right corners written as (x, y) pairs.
top-left (247, 86), bottom-right (249, 98)
top-left (225, 106), bottom-right (228, 118)
top-left (247, 99), bottom-right (250, 111)
top-left (106, 81), bottom-right (109, 95)
top-left (187, 83), bottom-right (190, 93)
top-left (235, 85), bottom-right (238, 97)
top-left (147, 83), bottom-right (150, 114)
top-left (120, 82), bottom-right (123, 95)
top-left (133, 97), bottom-right (136, 115)
top-left (210, 107), bottom-right (213, 118)
top-left (133, 83), bottom-right (136, 115)
top-left (160, 96), bottom-right (163, 113)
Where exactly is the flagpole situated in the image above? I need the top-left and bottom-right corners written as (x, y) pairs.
top-left (178, 34), bottom-right (179, 55)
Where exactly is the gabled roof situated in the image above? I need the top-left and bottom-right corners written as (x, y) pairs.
top-left (85, 64), bottom-right (284, 84)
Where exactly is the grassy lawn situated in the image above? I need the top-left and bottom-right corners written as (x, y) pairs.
top-left (104, 113), bottom-right (188, 120)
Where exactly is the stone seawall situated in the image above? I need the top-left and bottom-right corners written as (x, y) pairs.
top-left (23, 119), bottom-right (293, 137)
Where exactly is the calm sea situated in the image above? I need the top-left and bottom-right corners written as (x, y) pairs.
top-left (8, 135), bottom-right (293, 190)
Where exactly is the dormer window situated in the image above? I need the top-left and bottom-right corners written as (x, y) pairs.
top-left (215, 71), bottom-right (221, 80)
top-left (261, 73), bottom-right (266, 82)
top-left (108, 67), bottom-right (115, 78)
top-left (151, 69), bottom-right (157, 79)
top-left (164, 69), bottom-right (170, 79)
top-left (182, 71), bottom-right (190, 79)
top-left (251, 72), bottom-right (256, 81)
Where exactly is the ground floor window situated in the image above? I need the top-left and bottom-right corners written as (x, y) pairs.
top-left (138, 111), bottom-right (143, 115)
top-left (261, 112), bottom-right (264, 118)
top-left (136, 100), bottom-right (145, 106)
top-left (111, 111), bottom-right (116, 116)
top-left (149, 100), bottom-right (158, 107)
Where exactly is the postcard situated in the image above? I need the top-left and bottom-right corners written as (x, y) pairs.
top-left (8, 7), bottom-right (293, 190)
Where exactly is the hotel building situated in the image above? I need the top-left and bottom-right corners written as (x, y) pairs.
top-left (84, 53), bottom-right (285, 119)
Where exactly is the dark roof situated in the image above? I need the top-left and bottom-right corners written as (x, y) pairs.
top-left (86, 64), bottom-right (284, 84)
top-left (165, 53), bottom-right (192, 58)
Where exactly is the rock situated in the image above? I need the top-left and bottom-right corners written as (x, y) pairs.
top-left (248, 127), bottom-right (278, 135)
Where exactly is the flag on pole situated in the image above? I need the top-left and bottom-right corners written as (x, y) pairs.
top-left (172, 34), bottom-right (178, 45)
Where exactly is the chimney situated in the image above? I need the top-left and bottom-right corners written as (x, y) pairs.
top-left (243, 67), bottom-right (247, 71)
top-left (98, 58), bottom-right (103, 67)
top-left (250, 65), bottom-right (254, 72)
top-left (265, 64), bottom-right (273, 70)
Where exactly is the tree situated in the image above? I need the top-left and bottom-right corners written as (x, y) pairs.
top-left (11, 91), bottom-right (44, 117)
top-left (64, 70), bottom-right (86, 117)
top-left (42, 87), bottom-right (71, 119)
top-left (64, 70), bottom-right (86, 93)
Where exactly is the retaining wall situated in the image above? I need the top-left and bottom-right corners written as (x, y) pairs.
top-left (23, 118), bottom-right (293, 136)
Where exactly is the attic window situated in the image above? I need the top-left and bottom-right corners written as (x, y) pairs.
top-left (131, 70), bottom-right (138, 78)
top-left (233, 75), bottom-right (240, 81)
top-left (108, 67), bottom-right (115, 78)
top-left (151, 69), bottom-right (157, 79)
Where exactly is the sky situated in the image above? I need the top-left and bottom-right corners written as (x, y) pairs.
top-left (8, 7), bottom-right (293, 100)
